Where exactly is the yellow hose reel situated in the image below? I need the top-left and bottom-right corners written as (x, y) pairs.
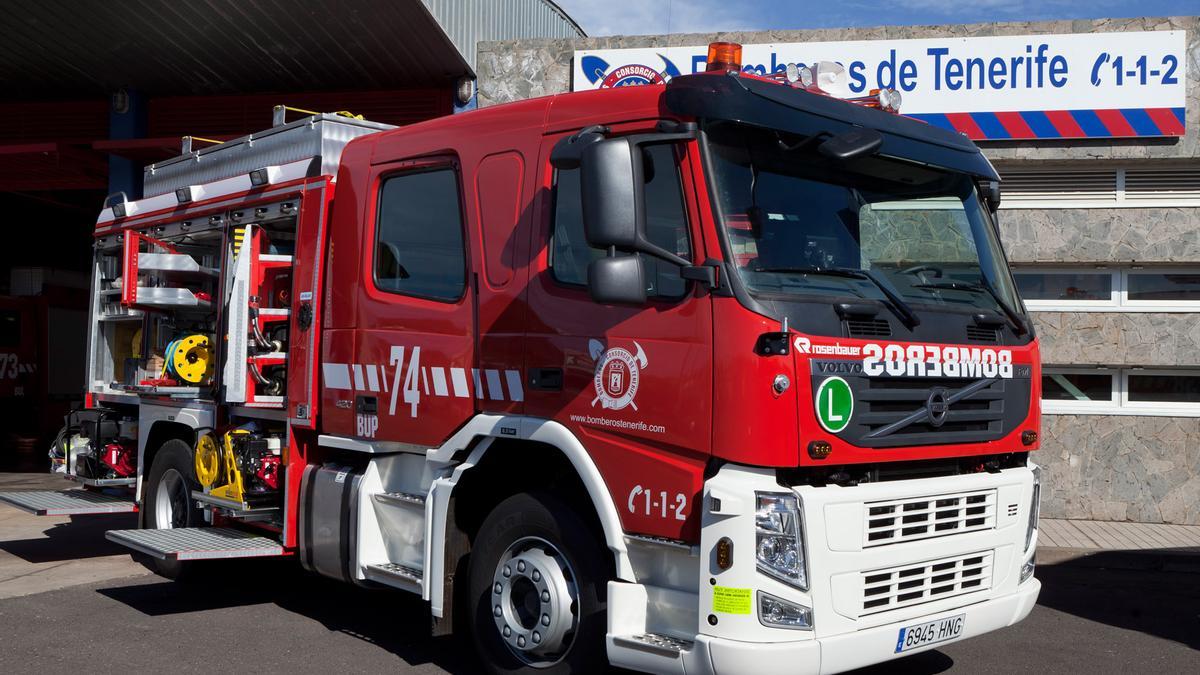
top-left (194, 433), bottom-right (221, 488)
top-left (165, 335), bottom-right (214, 384)
top-left (194, 429), bottom-right (251, 503)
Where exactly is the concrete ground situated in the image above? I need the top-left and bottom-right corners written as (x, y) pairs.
top-left (1, 473), bottom-right (1197, 673)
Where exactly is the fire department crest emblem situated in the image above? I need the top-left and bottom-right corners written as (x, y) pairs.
top-left (588, 339), bottom-right (648, 411)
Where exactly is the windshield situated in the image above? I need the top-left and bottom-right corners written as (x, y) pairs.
top-left (705, 122), bottom-right (1023, 318)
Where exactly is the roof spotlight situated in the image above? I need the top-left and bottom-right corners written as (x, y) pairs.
top-left (812, 61), bottom-right (850, 98)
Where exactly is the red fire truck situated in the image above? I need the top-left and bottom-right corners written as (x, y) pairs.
top-left (0, 43), bottom-right (1041, 674)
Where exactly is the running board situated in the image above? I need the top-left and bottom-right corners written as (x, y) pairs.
top-left (105, 527), bottom-right (284, 561)
top-left (612, 633), bottom-right (694, 658)
top-left (372, 491), bottom-right (426, 507)
top-left (364, 562), bottom-right (423, 588)
top-left (0, 490), bottom-right (137, 516)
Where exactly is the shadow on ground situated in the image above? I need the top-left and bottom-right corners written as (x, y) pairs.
top-left (0, 513), bottom-right (137, 563)
top-left (98, 558), bottom-right (476, 673)
top-left (89, 547), bottom-right (1200, 674)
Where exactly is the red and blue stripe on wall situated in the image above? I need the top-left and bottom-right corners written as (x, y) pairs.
top-left (908, 107), bottom-right (1185, 140)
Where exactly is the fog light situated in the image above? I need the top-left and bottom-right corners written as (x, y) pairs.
top-left (807, 440), bottom-right (832, 460)
top-left (758, 591), bottom-right (812, 630)
top-left (1020, 555), bottom-right (1036, 583)
top-left (1022, 430), bottom-right (1038, 446)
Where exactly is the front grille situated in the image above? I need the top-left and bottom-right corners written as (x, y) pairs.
top-left (853, 377), bottom-right (1008, 447)
top-left (860, 550), bottom-right (993, 616)
top-left (966, 326), bottom-right (1000, 343)
top-left (845, 318), bottom-right (892, 338)
top-left (864, 489), bottom-right (997, 547)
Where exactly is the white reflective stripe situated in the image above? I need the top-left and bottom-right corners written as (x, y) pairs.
top-left (421, 367), bottom-right (430, 395)
top-left (379, 365), bottom-right (389, 392)
top-left (505, 370), bottom-right (524, 402)
top-left (485, 370), bottom-right (504, 401)
top-left (451, 368), bottom-right (470, 398)
top-left (431, 367), bottom-right (449, 396)
top-left (366, 365), bottom-right (380, 392)
top-left (472, 369), bottom-right (484, 399)
top-left (352, 364), bottom-right (365, 390)
top-left (322, 363), bottom-right (352, 390)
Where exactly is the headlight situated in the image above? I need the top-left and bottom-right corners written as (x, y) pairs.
top-left (1025, 464), bottom-right (1041, 552)
top-left (755, 492), bottom-right (807, 590)
top-left (759, 591), bottom-right (813, 630)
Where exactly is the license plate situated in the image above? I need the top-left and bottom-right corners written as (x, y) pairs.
top-left (894, 613), bottom-right (965, 653)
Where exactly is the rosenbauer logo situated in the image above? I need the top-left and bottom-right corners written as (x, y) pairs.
top-left (588, 339), bottom-right (647, 411)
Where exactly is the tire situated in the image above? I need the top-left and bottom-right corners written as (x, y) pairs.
top-left (468, 492), bottom-right (610, 675)
top-left (140, 438), bottom-right (203, 580)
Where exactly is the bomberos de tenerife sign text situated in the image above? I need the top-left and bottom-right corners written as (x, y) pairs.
top-left (572, 31), bottom-right (1186, 140)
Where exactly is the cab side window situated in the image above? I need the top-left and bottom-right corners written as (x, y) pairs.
top-left (550, 144), bottom-right (691, 299)
top-left (374, 168), bottom-right (466, 301)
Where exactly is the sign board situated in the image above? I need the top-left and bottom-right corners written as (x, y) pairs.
top-left (573, 31), bottom-right (1186, 140)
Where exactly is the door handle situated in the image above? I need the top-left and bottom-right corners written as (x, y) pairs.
top-left (529, 368), bottom-right (563, 391)
top-left (355, 395), bottom-right (378, 415)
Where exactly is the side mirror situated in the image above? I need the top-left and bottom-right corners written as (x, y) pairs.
top-left (579, 137), bottom-right (692, 264)
top-left (588, 255), bottom-right (646, 305)
top-left (580, 137), bottom-right (641, 250)
top-left (984, 180), bottom-right (1001, 215)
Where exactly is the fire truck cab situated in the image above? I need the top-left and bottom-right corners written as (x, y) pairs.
top-left (1, 45), bottom-right (1041, 675)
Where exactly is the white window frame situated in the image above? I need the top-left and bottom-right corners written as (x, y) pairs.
top-left (1041, 368), bottom-right (1119, 415)
top-left (1042, 367), bottom-right (1200, 417)
top-left (1014, 266), bottom-right (1200, 312)
top-left (1120, 368), bottom-right (1200, 415)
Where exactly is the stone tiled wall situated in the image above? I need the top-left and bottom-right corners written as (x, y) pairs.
top-left (1039, 414), bottom-right (1200, 525)
top-left (477, 17), bottom-right (1200, 525)
top-left (998, 207), bottom-right (1200, 264)
top-left (1034, 313), bottom-right (1200, 366)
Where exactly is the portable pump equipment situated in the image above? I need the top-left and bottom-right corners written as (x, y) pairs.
top-left (1, 44), bottom-right (1041, 675)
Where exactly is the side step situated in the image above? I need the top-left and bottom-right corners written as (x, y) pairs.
top-left (364, 562), bottom-right (423, 586)
top-left (106, 527), bottom-right (284, 561)
top-left (372, 491), bottom-right (426, 507)
top-left (612, 633), bottom-right (694, 658)
top-left (0, 490), bottom-right (137, 516)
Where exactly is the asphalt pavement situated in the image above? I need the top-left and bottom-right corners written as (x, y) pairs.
top-left (1, 473), bottom-right (1197, 674)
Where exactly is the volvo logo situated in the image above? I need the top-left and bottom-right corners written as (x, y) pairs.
top-left (926, 387), bottom-right (950, 427)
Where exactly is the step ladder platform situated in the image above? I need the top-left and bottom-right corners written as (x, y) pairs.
top-left (0, 490), bottom-right (137, 516)
top-left (106, 527), bottom-right (284, 561)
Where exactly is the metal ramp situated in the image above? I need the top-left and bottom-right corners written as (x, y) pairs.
top-left (105, 527), bottom-right (284, 561)
top-left (0, 490), bottom-right (137, 516)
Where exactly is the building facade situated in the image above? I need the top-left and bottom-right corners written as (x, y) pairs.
top-left (476, 16), bottom-right (1200, 525)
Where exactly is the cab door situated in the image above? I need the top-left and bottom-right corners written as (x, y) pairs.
top-left (352, 158), bottom-right (477, 447)
top-left (524, 128), bottom-right (713, 541)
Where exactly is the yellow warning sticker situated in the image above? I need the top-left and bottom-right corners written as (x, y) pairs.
top-left (712, 586), bottom-right (752, 614)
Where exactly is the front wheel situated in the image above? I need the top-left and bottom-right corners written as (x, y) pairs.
top-left (468, 492), bottom-right (610, 674)
top-left (141, 438), bottom-right (203, 579)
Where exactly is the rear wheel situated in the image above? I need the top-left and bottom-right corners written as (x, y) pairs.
top-left (141, 438), bottom-right (203, 579)
top-left (468, 492), bottom-right (610, 675)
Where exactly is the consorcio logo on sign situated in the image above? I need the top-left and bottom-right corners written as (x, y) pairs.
top-left (572, 31), bottom-right (1186, 140)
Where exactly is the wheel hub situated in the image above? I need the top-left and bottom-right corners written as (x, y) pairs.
top-left (491, 539), bottom-right (578, 666)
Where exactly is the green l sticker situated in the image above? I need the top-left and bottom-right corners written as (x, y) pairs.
top-left (815, 376), bottom-right (853, 433)
top-left (712, 586), bottom-right (752, 614)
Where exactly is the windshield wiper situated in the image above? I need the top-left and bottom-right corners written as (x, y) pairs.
top-left (912, 281), bottom-right (1028, 335)
top-left (753, 266), bottom-right (920, 328)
